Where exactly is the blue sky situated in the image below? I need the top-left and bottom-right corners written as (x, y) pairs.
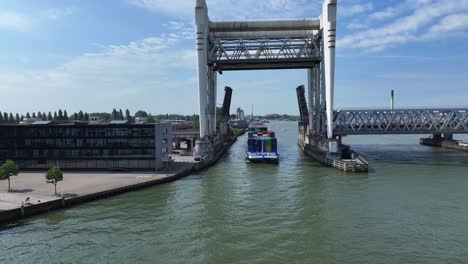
top-left (1, 0), bottom-right (468, 115)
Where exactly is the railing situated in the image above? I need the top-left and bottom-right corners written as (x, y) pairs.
top-left (333, 108), bottom-right (468, 135)
top-left (173, 130), bottom-right (200, 139)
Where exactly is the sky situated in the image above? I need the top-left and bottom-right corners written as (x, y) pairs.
top-left (1, 0), bottom-right (468, 115)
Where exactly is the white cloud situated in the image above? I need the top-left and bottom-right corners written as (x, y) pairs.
top-left (347, 22), bottom-right (368, 30)
top-left (43, 7), bottom-right (75, 20)
top-left (340, 3), bottom-right (373, 17)
top-left (129, 0), bottom-right (192, 17)
top-left (162, 21), bottom-right (195, 40)
top-left (377, 73), bottom-right (431, 79)
top-left (339, 0), bottom-right (468, 51)
top-left (368, 8), bottom-right (396, 20)
top-left (424, 13), bottom-right (468, 39)
top-left (0, 12), bottom-right (31, 31)
top-left (0, 33), bottom-right (198, 114)
top-left (130, 0), bottom-right (322, 20)
top-left (368, 0), bottom-right (432, 21)
top-left (0, 7), bottom-right (75, 32)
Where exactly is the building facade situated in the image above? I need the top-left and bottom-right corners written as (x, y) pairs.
top-left (0, 122), bottom-right (172, 171)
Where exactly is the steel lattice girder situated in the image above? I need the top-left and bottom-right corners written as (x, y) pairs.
top-left (209, 38), bottom-right (321, 71)
top-left (333, 108), bottom-right (468, 135)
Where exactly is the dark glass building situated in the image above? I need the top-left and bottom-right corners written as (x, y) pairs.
top-left (0, 121), bottom-right (172, 171)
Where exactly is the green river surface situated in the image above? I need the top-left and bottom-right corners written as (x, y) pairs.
top-left (1, 121), bottom-right (468, 264)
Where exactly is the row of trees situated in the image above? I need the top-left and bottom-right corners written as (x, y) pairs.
top-left (0, 110), bottom-right (84, 123)
top-left (0, 109), bottom-right (119, 123)
top-left (0, 109), bottom-right (200, 124)
top-left (0, 160), bottom-right (64, 195)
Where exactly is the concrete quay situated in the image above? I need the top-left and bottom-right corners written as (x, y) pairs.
top-left (0, 138), bottom-right (236, 225)
top-left (420, 137), bottom-right (468, 152)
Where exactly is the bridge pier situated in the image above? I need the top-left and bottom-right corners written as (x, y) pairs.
top-left (298, 134), bottom-right (368, 172)
top-left (196, 0), bottom-right (217, 139)
top-left (175, 140), bottom-right (181, 150)
top-left (322, 0), bottom-right (337, 139)
top-left (297, 83), bottom-right (367, 172)
top-left (186, 139), bottom-right (192, 151)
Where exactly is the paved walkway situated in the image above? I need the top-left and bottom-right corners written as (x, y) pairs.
top-left (0, 157), bottom-right (195, 212)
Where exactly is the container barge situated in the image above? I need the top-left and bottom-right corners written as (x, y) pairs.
top-left (246, 127), bottom-right (279, 164)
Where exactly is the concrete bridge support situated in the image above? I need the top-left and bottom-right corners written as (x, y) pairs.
top-left (196, 0), bottom-right (217, 139)
top-left (322, 0), bottom-right (337, 139)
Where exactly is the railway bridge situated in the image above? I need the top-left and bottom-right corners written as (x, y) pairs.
top-left (333, 108), bottom-right (468, 136)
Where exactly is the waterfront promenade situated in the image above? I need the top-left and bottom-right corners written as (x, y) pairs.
top-left (0, 155), bottom-right (196, 223)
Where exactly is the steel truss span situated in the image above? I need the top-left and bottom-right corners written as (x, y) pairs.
top-left (333, 108), bottom-right (468, 135)
top-left (209, 38), bottom-right (321, 71)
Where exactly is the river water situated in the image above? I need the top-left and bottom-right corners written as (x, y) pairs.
top-left (1, 121), bottom-right (468, 264)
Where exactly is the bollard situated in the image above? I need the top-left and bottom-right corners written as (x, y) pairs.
top-left (20, 202), bottom-right (25, 217)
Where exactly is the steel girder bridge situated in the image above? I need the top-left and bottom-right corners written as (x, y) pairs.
top-left (333, 108), bottom-right (468, 136)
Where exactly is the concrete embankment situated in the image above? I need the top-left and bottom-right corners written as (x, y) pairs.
top-left (0, 137), bottom-right (238, 226)
top-left (420, 137), bottom-right (468, 151)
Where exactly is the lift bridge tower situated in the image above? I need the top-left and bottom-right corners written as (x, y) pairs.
top-left (195, 0), bottom-right (337, 156)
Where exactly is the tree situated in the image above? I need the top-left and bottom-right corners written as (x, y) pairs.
top-left (47, 112), bottom-right (53, 121)
top-left (42, 112), bottom-right (47, 120)
top-left (135, 110), bottom-right (148, 118)
top-left (193, 117), bottom-right (200, 129)
top-left (147, 115), bottom-right (156, 123)
top-left (53, 111), bottom-right (58, 120)
top-left (64, 110), bottom-right (68, 120)
top-left (58, 109), bottom-right (63, 120)
top-left (4, 112), bottom-right (9, 121)
top-left (37, 112), bottom-right (42, 119)
top-left (32, 112), bottom-right (37, 118)
top-left (15, 113), bottom-right (20, 123)
top-left (78, 111), bottom-right (84, 121)
top-left (0, 160), bottom-right (19, 192)
top-left (46, 166), bottom-right (63, 196)
top-left (112, 108), bottom-right (117, 120)
top-left (118, 109), bottom-right (124, 120)
top-left (84, 112), bottom-right (89, 121)
top-left (125, 109), bottom-right (132, 121)
top-left (9, 113), bottom-right (14, 122)
top-left (26, 112), bottom-right (31, 119)
top-left (73, 113), bottom-right (78, 120)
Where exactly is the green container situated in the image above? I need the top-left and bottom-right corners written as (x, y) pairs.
top-left (265, 138), bottom-right (272, 152)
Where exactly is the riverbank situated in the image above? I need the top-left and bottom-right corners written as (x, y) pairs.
top-left (0, 137), bottom-right (238, 226)
top-left (420, 137), bottom-right (468, 151)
